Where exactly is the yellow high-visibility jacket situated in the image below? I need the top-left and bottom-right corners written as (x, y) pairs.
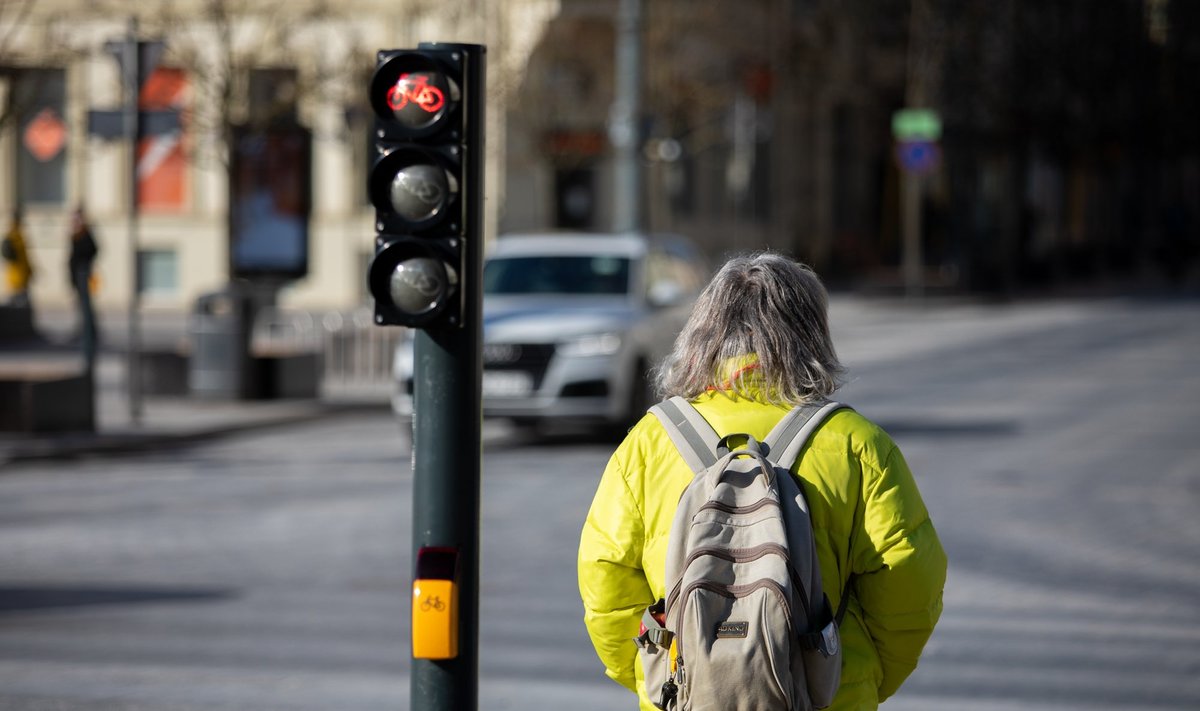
top-left (578, 370), bottom-right (947, 710)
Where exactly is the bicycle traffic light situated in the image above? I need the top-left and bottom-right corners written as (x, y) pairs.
top-left (367, 45), bottom-right (483, 328)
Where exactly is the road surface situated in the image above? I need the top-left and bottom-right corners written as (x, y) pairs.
top-left (1, 295), bottom-right (1197, 709)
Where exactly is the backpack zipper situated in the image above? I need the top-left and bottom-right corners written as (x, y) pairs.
top-left (666, 544), bottom-right (786, 613)
top-left (667, 544), bottom-right (813, 623)
top-left (696, 497), bottom-right (777, 516)
top-left (672, 576), bottom-right (792, 696)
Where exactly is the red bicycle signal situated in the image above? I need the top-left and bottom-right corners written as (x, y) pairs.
top-left (387, 73), bottom-right (446, 114)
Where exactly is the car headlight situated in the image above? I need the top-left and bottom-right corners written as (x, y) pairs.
top-left (557, 332), bottom-right (623, 357)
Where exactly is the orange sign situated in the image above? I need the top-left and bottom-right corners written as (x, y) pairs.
top-left (138, 68), bottom-right (189, 210)
top-left (23, 108), bottom-right (67, 162)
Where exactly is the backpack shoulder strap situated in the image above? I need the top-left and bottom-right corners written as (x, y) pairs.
top-left (763, 401), bottom-right (851, 468)
top-left (649, 396), bottom-right (721, 475)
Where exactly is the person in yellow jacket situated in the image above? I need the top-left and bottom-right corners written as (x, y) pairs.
top-left (2, 210), bottom-right (34, 306)
top-left (579, 253), bottom-right (947, 710)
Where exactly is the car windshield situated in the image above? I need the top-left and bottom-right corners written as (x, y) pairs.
top-left (483, 255), bottom-right (632, 296)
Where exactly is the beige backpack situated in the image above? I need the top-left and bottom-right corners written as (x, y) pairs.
top-left (635, 397), bottom-right (849, 710)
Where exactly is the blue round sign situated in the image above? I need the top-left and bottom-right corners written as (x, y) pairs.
top-left (895, 140), bottom-right (941, 175)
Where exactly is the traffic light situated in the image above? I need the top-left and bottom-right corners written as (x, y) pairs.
top-left (367, 45), bottom-right (481, 328)
top-left (370, 44), bottom-right (487, 711)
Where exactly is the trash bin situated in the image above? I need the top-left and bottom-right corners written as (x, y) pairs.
top-left (188, 289), bottom-right (253, 399)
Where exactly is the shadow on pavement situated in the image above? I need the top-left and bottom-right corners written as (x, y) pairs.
top-left (875, 418), bottom-right (1020, 438)
top-left (0, 585), bottom-right (236, 614)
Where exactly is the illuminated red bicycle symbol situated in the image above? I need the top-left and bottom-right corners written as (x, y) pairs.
top-left (388, 73), bottom-right (445, 114)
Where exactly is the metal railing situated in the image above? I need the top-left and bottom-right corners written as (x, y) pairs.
top-left (252, 306), bottom-right (405, 401)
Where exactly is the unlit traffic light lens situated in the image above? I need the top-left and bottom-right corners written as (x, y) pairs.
top-left (369, 148), bottom-right (460, 230)
top-left (390, 163), bottom-right (452, 223)
top-left (389, 257), bottom-right (457, 316)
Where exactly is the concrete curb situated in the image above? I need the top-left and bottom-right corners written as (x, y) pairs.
top-left (0, 400), bottom-right (389, 468)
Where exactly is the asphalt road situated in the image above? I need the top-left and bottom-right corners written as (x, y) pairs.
top-left (0, 295), bottom-right (1197, 710)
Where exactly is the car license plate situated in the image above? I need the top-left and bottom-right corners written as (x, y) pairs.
top-left (482, 371), bottom-right (533, 397)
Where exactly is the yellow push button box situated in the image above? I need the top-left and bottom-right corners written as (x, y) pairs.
top-left (412, 547), bottom-right (459, 660)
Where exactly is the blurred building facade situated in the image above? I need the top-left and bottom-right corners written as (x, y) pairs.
top-left (508, 0), bottom-right (1199, 294)
top-left (0, 0), bottom-right (558, 313)
top-left (1, 0), bottom-right (1196, 315)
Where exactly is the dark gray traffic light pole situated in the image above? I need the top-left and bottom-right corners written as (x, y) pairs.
top-left (408, 43), bottom-right (485, 711)
top-left (410, 319), bottom-right (481, 710)
top-left (366, 41), bottom-right (485, 711)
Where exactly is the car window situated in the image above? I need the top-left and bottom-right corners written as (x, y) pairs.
top-left (483, 256), bottom-right (632, 295)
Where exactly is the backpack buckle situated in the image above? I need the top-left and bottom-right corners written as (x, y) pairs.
top-left (635, 603), bottom-right (674, 649)
top-left (639, 626), bottom-right (674, 648)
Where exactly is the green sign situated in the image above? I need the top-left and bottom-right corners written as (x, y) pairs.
top-left (892, 109), bottom-right (942, 142)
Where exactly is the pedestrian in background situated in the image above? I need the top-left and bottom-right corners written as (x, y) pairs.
top-left (2, 209), bottom-right (34, 307)
top-left (67, 207), bottom-right (99, 370)
top-left (578, 252), bottom-right (947, 710)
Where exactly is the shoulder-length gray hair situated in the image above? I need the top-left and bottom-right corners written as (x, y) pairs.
top-left (655, 252), bottom-right (844, 406)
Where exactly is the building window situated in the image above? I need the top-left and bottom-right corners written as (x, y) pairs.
top-left (555, 167), bottom-right (596, 229)
top-left (248, 67), bottom-right (299, 129)
top-left (666, 147), bottom-right (694, 218)
top-left (13, 68), bottom-right (67, 205)
top-left (138, 249), bottom-right (178, 295)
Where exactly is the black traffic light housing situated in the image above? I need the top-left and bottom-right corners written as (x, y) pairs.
top-left (367, 45), bottom-right (481, 328)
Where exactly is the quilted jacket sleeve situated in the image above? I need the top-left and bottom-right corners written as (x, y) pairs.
top-left (850, 437), bottom-right (947, 701)
top-left (578, 444), bottom-right (654, 693)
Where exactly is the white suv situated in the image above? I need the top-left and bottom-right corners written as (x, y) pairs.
top-left (392, 232), bottom-right (708, 430)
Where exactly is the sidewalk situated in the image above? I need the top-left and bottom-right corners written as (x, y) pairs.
top-left (0, 347), bottom-right (390, 467)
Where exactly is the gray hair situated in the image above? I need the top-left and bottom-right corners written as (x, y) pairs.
top-left (655, 253), bottom-right (844, 406)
